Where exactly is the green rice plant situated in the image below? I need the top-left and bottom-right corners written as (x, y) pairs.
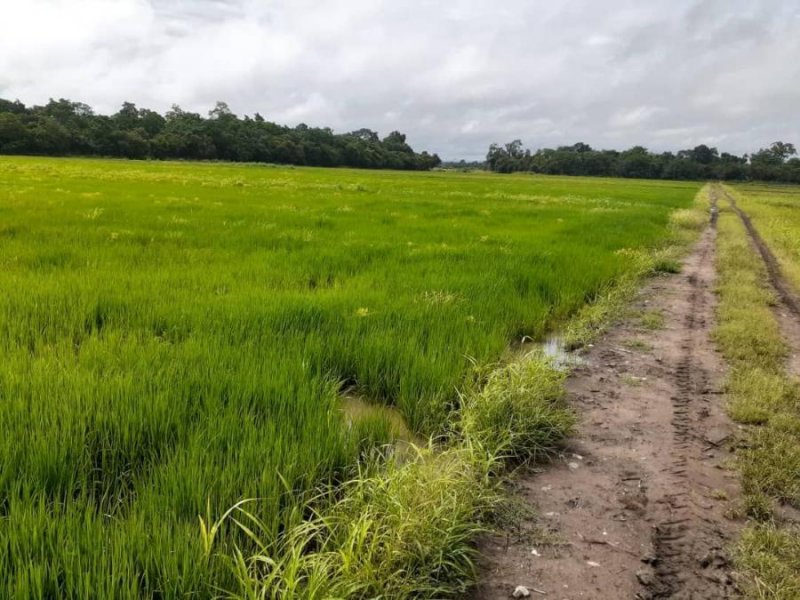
top-left (561, 186), bottom-right (709, 350)
top-left (0, 156), bottom-right (699, 597)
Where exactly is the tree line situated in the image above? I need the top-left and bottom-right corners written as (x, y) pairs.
top-left (0, 98), bottom-right (442, 170)
top-left (486, 140), bottom-right (800, 183)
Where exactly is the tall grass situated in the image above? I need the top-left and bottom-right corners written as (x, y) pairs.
top-left (0, 157), bottom-right (698, 597)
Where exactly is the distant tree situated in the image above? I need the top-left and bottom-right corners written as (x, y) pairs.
top-left (504, 139), bottom-right (525, 159)
top-left (484, 139), bottom-right (797, 182)
top-left (617, 146), bottom-right (657, 179)
top-left (114, 128), bottom-right (150, 159)
top-left (570, 142), bottom-right (593, 153)
top-left (383, 131), bottom-right (414, 153)
top-left (0, 99), bottom-right (27, 114)
top-left (114, 102), bottom-right (140, 130)
top-left (349, 128), bottom-right (379, 143)
top-left (688, 144), bottom-right (718, 165)
top-left (137, 109), bottom-right (165, 136)
top-left (768, 141), bottom-right (796, 162)
top-left (29, 117), bottom-right (71, 153)
top-left (208, 101), bottom-right (233, 120)
top-left (0, 112), bottom-right (28, 152)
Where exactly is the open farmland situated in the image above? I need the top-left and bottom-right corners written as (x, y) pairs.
top-left (0, 157), bottom-right (700, 598)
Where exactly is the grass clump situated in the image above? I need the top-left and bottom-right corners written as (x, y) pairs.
top-left (215, 353), bottom-right (575, 599)
top-left (460, 354), bottom-right (574, 462)
top-left (736, 524), bottom-right (800, 600)
top-left (212, 446), bottom-right (502, 600)
top-left (727, 368), bottom-right (793, 425)
top-left (670, 206), bottom-right (709, 233)
top-left (652, 257), bottom-right (682, 274)
top-left (624, 338), bottom-right (653, 352)
top-left (738, 424), bottom-right (800, 508)
top-left (638, 309), bottom-right (665, 330)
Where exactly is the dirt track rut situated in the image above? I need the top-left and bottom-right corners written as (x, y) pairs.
top-left (717, 184), bottom-right (800, 378)
top-left (474, 197), bottom-right (741, 599)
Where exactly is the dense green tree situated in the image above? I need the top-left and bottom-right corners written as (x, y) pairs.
top-left (0, 113), bottom-right (27, 152)
top-left (485, 139), bottom-right (800, 183)
top-left (0, 97), bottom-right (437, 170)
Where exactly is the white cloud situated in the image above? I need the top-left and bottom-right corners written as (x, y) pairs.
top-left (1, 0), bottom-right (799, 159)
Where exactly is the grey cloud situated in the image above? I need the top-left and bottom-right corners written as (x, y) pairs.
top-left (1, 0), bottom-right (798, 160)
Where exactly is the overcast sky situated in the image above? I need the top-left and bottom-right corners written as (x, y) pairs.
top-left (1, 0), bottom-right (798, 160)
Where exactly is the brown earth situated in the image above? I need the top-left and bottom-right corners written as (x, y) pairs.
top-left (473, 199), bottom-right (743, 599)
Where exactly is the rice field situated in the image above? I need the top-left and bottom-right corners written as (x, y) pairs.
top-left (0, 157), bottom-right (699, 598)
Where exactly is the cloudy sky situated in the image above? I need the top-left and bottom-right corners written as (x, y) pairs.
top-left (1, 0), bottom-right (798, 160)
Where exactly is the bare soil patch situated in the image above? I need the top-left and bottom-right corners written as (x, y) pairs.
top-left (473, 212), bottom-right (742, 599)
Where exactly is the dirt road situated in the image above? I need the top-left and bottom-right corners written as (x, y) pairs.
top-left (474, 197), bottom-right (742, 599)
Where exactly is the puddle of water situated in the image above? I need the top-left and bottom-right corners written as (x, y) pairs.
top-left (540, 335), bottom-right (584, 370)
top-left (339, 334), bottom-right (580, 451)
top-left (339, 393), bottom-right (423, 447)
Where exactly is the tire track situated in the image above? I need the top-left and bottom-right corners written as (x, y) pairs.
top-left (474, 189), bottom-right (740, 599)
top-left (651, 191), bottom-right (722, 598)
top-left (716, 184), bottom-right (800, 378)
top-left (718, 185), bottom-right (800, 317)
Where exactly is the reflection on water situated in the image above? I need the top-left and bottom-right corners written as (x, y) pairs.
top-left (540, 335), bottom-right (584, 370)
top-left (339, 392), bottom-right (423, 447)
top-left (339, 333), bottom-right (579, 450)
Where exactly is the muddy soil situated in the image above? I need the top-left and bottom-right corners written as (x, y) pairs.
top-left (473, 206), bottom-right (742, 599)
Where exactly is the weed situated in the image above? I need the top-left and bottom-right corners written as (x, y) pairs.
top-left (624, 338), bottom-right (653, 352)
top-left (652, 257), bottom-right (682, 274)
top-left (711, 489), bottom-right (728, 501)
top-left (621, 374), bottom-right (646, 386)
top-left (737, 524), bottom-right (800, 599)
top-left (639, 309), bottom-right (665, 330)
top-left (460, 353), bottom-right (574, 463)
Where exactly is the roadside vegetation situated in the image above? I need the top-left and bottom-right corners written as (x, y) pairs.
top-left (0, 156), bottom-right (700, 598)
top-left (714, 185), bottom-right (800, 599)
